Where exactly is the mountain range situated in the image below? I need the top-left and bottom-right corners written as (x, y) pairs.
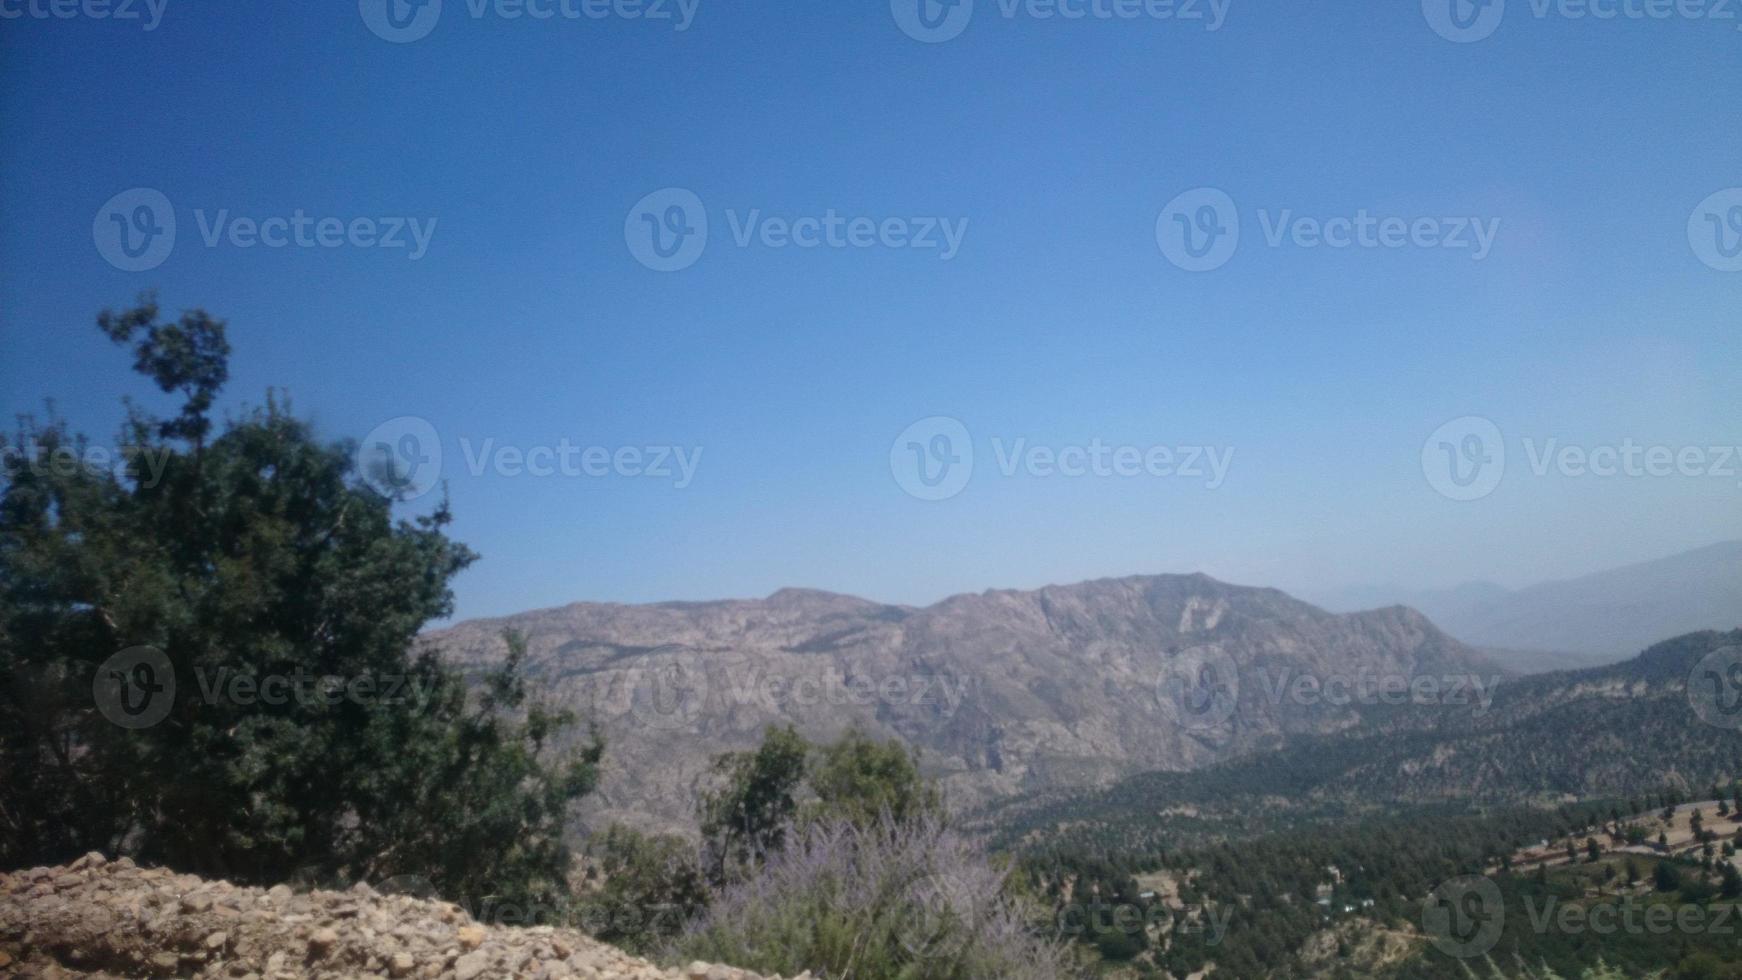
top-left (989, 627), bottom-right (1742, 857)
top-left (425, 574), bottom-right (1495, 835)
top-left (1305, 541), bottom-right (1742, 664)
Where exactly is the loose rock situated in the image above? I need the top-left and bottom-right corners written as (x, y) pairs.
top-left (0, 858), bottom-right (788, 980)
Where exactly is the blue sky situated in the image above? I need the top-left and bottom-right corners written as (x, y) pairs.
top-left (2, 1), bottom-right (1738, 621)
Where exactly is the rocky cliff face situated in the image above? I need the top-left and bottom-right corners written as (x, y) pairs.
top-left (0, 854), bottom-right (783, 980)
top-left (425, 574), bottom-right (1497, 834)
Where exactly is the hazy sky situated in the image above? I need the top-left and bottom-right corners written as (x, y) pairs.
top-left (3, 1), bottom-right (1738, 621)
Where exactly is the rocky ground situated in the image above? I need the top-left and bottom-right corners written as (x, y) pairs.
top-left (0, 854), bottom-right (793, 980)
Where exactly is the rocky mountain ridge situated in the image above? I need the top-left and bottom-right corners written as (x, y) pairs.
top-left (425, 573), bottom-right (1499, 834)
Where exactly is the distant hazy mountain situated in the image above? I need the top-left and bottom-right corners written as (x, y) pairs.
top-left (992, 628), bottom-right (1742, 855)
top-left (424, 574), bottom-right (1494, 834)
top-left (1308, 542), bottom-right (1742, 663)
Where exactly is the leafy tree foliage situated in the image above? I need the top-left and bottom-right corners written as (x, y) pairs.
top-left (699, 724), bottom-right (810, 877)
top-left (807, 727), bottom-right (942, 829)
top-left (0, 296), bottom-right (600, 910)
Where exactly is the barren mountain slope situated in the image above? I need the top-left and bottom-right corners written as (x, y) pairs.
top-left (426, 574), bottom-right (1497, 833)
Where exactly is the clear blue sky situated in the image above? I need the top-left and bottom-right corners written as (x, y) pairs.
top-left (3, 2), bottom-right (1738, 621)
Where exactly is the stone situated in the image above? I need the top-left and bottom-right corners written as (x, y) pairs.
top-left (308, 926), bottom-right (341, 955)
top-left (181, 893), bottom-right (214, 913)
top-left (0, 858), bottom-right (786, 980)
top-left (453, 950), bottom-right (490, 980)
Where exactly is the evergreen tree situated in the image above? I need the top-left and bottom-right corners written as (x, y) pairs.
top-left (0, 297), bottom-right (600, 908)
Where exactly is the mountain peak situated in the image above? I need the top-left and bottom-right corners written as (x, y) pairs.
top-left (427, 573), bottom-right (1490, 834)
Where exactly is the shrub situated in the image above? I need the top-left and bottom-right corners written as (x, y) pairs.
top-left (576, 824), bottom-right (708, 954)
top-left (669, 814), bottom-right (1077, 980)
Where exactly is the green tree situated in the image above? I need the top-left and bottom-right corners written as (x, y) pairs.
top-left (0, 296), bottom-right (600, 909)
top-left (807, 727), bottom-right (942, 829)
top-left (699, 724), bottom-right (809, 877)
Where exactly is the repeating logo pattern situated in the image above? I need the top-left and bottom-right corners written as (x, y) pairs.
top-left (1155, 645), bottom-right (1241, 731)
top-left (358, 416), bottom-right (444, 500)
top-left (1422, 416), bottom-right (1505, 501)
top-left (94, 645), bottom-right (176, 730)
top-left (1422, 875), bottom-right (1505, 958)
top-left (94, 188), bottom-right (176, 272)
top-left (892, 0), bottom-right (974, 42)
top-left (890, 417), bottom-right (974, 501)
top-left (626, 188), bottom-right (709, 271)
top-left (590, 660), bottom-right (712, 732)
top-left (1422, 0), bottom-right (1506, 42)
top-left (1689, 189), bottom-right (1742, 272)
top-left (1688, 645), bottom-right (1742, 730)
top-left (360, 0), bottom-right (443, 42)
top-left (1157, 188), bottom-right (1239, 272)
